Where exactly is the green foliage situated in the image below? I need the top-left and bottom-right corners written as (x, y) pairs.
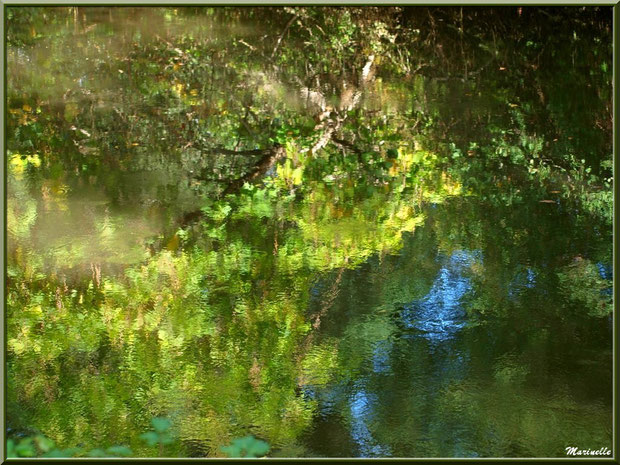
top-left (6, 418), bottom-right (179, 458)
top-left (88, 446), bottom-right (133, 457)
top-left (140, 417), bottom-right (175, 447)
top-left (6, 435), bottom-right (130, 459)
top-left (557, 259), bottom-right (612, 317)
top-left (221, 435), bottom-right (270, 458)
top-left (581, 189), bottom-right (613, 224)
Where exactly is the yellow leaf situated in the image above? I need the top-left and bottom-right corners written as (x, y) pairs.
top-left (292, 167), bottom-right (304, 185)
top-left (28, 154), bottom-right (41, 167)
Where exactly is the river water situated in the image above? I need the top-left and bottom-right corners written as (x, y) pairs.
top-left (6, 7), bottom-right (612, 458)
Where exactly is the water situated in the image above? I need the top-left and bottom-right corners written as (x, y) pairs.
top-left (6, 7), bottom-right (613, 458)
top-left (302, 200), bottom-right (612, 457)
top-left (400, 250), bottom-right (479, 343)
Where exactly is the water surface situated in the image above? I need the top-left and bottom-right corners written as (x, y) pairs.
top-left (6, 7), bottom-right (612, 458)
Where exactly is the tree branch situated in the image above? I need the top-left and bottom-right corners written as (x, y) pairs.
top-left (271, 14), bottom-right (299, 60)
top-left (200, 146), bottom-right (267, 157)
top-left (223, 145), bottom-right (286, 195)
top-left (179, 145), bottom-right (286, 226)
top-left (332, 136), bottom-right (363, 154)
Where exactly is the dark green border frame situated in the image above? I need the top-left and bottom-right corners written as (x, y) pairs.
top-left (1, 2), bottom-right (617, 463)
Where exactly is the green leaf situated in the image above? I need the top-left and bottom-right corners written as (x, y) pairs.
top-left (34, 435), bottom-right (55, 453)
top-left (106, 445), bottom-right (133, 456)
top-left (88, 448), bottom-right (108, 457)
top-left (221, 435), bottom-right (270, 458)
top-left (42, 448), bottom-right (81, 458)
top-left (15, 438), bottom-right (36, 457)
top-left (221, 445), bottom-right (241, 458)
top-left (7, 440), bottom-right (16, 458)
top-left (151, 417), bottom-right (172, 433)
top-left (140, 431), bottom-right (160, 446)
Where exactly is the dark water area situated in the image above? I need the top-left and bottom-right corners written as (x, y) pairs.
top-left (302, 198), bottom-right (612, 457)
top-left (6, 6), bottom-right (613, 458)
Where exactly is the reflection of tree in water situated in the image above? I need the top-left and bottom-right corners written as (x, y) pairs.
top-left (6, 6), bottom-right (613, 458)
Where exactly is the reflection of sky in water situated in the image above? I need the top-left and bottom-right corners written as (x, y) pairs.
top-left (372, 340), bottom-right (392, 374)
top-left (597, 262), bottom-right (613, 280)
top-left (303, 381), bottom-right (392, 456)
top-left (344, 251), bottom-right (479, 457)
top-left (306, 250), bottom-right (485, 457)
top-left (349, 384), bottom-right (392, 457)
top-left (400, 250), bottom-right (479, 343)
top-left (525, 268), bottom-right (536, 288)
top-left (597, 262), bottom-right (613, 296)
top-left (508, 266), bottom-right (537, 299)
